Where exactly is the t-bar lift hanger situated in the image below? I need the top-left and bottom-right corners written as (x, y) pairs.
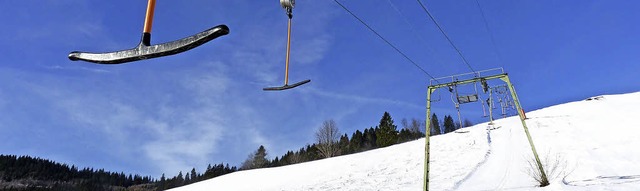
top-left (68, 0), bottom-right (229, 64)
top-left (263, 0), bottom-right (311, 91)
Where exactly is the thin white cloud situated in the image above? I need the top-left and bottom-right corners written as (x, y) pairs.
top-left (72, 22), bottom-right (105, 39)
top-left (231, 26), bottom-right (288, 84)
top-left (302, 87), bottom-right (423, 111)
top-left (246, 128), bottom-right (271, 151)
top-left (292, 34), bottom-right (333, 65)
top-left (9, 1), bottom-right (108, 44)
top-left (136, 63), bottom-right (233, 175)
top-left (1, 0), bottom-right (340, 177)
top-left (45, 65), bottom-right (112, 74)
top-left (2, 63), bottom-right (234, 175)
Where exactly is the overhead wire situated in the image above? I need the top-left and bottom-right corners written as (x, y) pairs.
top-left (415, 0), bottom-right (477, 74)
top-left (333, 0), bottom-right (439, 82)
top-left (385, 0), bottom-right (448, 70)
top-left (474, 0), bottom-right (505, 69)
top-left (474, 0), bottom-right (512, 118)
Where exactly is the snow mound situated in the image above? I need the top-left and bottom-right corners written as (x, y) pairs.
top-left (170, 91), bottom-right (640, 191)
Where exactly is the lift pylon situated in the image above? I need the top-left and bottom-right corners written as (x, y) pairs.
top-left (423, 69), bottom-right (548, 191)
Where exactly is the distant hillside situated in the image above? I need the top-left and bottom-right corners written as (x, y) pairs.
top-left (168, 92), bottom-right (640, 190)
top-left (0, 111), bottom-right (448, 191)
top-left (0, 155), bottom-right (156, 191)
top-left (0, 154), bottom-right (239, 191)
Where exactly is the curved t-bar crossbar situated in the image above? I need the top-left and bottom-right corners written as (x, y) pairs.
top-left (68, 0), bottom-right (229, 64)
top-left (263, 79), bottom-right (311, 91)
top-left (68, 25), bottom-right (229, 64)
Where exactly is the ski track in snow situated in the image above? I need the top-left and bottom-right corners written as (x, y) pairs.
top-left (169, 123), bottom-right (490, 191)
top-left (455, 119), bottom-right (536, 191)
top-left (451, 127), bottom-right (495, 190)
top-left (169, 92), bottom-right (640, 191)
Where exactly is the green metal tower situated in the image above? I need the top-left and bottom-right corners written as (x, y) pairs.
top-left (423, 69), bottom-right (548, 191)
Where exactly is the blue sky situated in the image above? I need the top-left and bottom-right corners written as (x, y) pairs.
top-left (1, 0), bottom-right (638, 177)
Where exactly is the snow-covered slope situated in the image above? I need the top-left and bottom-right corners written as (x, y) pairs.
top-left (170, 92), bottom-right (640, 191)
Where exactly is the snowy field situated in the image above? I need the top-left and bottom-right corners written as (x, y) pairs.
top-left (170, 92), bottom-right (640, 191)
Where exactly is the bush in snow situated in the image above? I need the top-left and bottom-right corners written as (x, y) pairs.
top-left (524, 152), bottom-right (569, 187)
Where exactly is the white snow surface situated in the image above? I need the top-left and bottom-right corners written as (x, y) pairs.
top-left (170, 92), bottom-right (640, 191)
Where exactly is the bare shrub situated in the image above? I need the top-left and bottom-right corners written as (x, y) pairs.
top-left (288, 152), bottom-right (303, 164)
top-left (316, 119), bottom-right (340, 158)
top-left (524, 152), bottom-right (569, 187)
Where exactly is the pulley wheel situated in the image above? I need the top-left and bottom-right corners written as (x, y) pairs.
top-left (280, 0), bottom-right (295, 9)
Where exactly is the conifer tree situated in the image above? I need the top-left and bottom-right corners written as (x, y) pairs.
top-left (253, 145), bottom-right (269, 168)
top-left (431, 113), bottom-right (442, 135)
top-left (398, 128), bottom-right (412, 143)
top-left (304, 144), bottom-right (320, 161)
top-left (176, 171), bottom-right (184, 186)
top-left (338, 134), bottom-right (351, 155)
top-left (375, 112), bottom-right (398, 147)
top-left (184, 172), bottom-right (191, 185)
top-left (350, 130), bottom-right (364, 153)
top-left (444, 115), bottom-right (456, 133)
top-left (159, 173), bottom-right (166, 190)
top-left (241, 145), bottom-right (269, 170)
top-left (363, 127), bottom-right (377, 150)
top-left (281, 151), bottom-right (294, 165)
top-left (190, 168), bottom-right (197, 182)
top-left (290, 150), bottom-right (304, 164)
